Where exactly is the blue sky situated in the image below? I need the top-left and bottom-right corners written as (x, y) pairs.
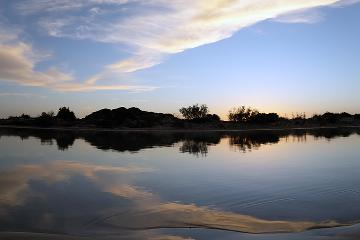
top-left (0, 0), bottom-right (359, 119)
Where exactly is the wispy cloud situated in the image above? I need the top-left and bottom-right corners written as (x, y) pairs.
top-left (25, 0), bottom-right (349, 74)
top-left (15, 0), bottom-right (131, 14)
top-left (0, 24), bottom-right (21, 44)
top-left (0, 25), bottom-right (156, 92)
top-left (0, 92), bottom-right (47, 98)
top-left (1, 0), bottom-right (358, 92)
top-left (333, 0), bottom-right (360, 6)
top-left (0, 41), bottom-right (73, 87)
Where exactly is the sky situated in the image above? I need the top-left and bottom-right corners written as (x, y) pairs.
top-left (0, 0), bottom-right (359, 119)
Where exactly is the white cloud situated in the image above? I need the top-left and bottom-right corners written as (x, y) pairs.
top-left (2, 0), bottom-right (357, 91)
top-left (52, 82), bottom-right (157, 92)
top-left (0, 29), bottom-right (156, 92)
top-left (25, 0), bottom-right (350, 74)
top-left (0, 42), bottom-right (72, 87)
top-left (107, 51), bottom-right (163, 73)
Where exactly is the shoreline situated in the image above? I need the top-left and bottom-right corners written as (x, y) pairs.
top-left (1, 124), bottom-right (359, 133)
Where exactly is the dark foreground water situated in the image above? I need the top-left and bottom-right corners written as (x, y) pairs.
top-left (1, 127), bottom-right (360, 240)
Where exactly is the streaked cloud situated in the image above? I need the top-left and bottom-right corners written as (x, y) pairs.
top-left (15, 0), bottom-right (131, 14)
top-left (0, 92), bottom-right (47, 98)
top-left (24, 0), bottom-right (350, 74)
top-left (0, 42), bottom-right (72, 87)
top-left (0, 31), bottom-right (156, 92)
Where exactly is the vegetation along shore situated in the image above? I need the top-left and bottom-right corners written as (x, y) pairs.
top-left (1, 104), bottom-right (360, 130)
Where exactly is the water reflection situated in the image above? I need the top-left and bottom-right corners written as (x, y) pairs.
top-left (1, 127), bottom-right (360, 239)
top-left (229, 132), bottom-right (280, 152)
top-left (0, 127), bottom-right (359, 155)
top-left (0, 160), bottom-right (349, 238)
top-left (179, 140), bottom-right (209, 156)
top-left (0, 161), bottom-right (149, 233)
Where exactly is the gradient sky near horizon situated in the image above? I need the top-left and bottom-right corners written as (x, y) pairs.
top-left (0, 0), bottom-right (359, 119)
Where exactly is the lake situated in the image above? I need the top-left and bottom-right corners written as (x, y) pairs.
top-left (0, 127), bottom-right (360, 240)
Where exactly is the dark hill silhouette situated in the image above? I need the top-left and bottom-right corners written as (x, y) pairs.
top-left (83, 107), bottom-right (179, 128)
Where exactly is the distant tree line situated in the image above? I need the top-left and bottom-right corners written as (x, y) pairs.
top-left (1, 104), bottom-right (360, 128)
top-left (178, 104), bottom-right (360, 126)
top-left (3, 107), bottom-right (77, 127)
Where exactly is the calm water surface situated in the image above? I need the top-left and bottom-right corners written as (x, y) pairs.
top-left (0, 127), bottom-right (360, 240)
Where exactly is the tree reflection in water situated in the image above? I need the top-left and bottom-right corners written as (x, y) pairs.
top-left (179, 140), bottom-right (209, 156)
top-left (0, 127), bottom-right (359, 155)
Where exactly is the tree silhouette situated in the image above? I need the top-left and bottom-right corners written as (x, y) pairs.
top-left (56, 107), bottom-right (76, 121)
top-left (179, 104), bottom-right (209, 120)
top-left (228, 106), bottom-right (259, 122)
